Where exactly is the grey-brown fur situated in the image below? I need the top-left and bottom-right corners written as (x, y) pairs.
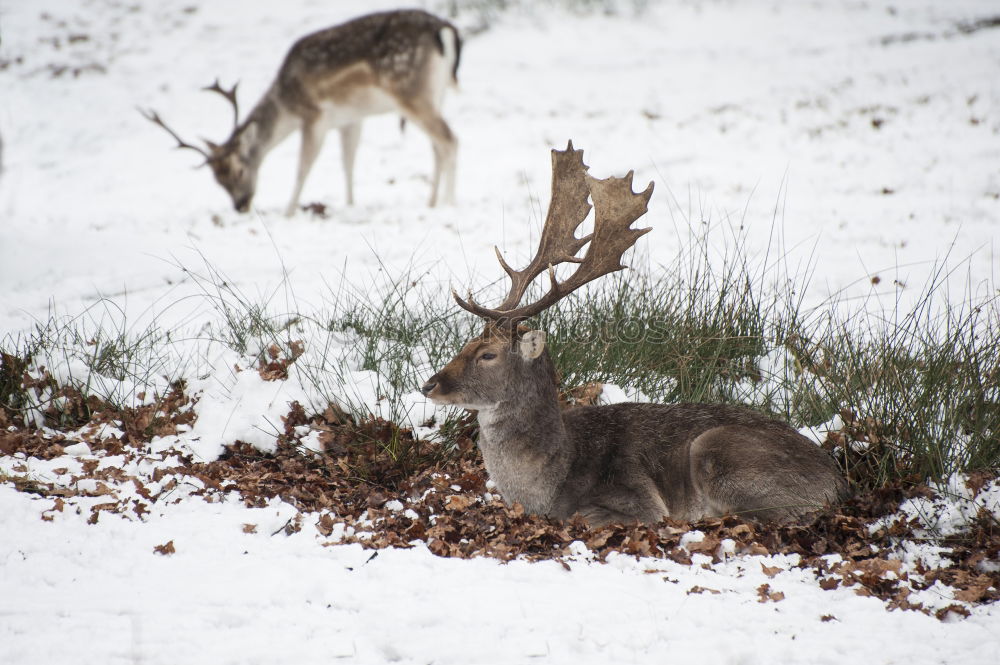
top-left (144, 10), bottom-right (460, 216)
top-left (423, 330), bottom-right (848, 526)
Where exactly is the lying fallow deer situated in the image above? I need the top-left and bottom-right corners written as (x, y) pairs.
top-left (422, 143), bottom-right (848, 527)
top-left (142, 9), bottom-right (460, 216)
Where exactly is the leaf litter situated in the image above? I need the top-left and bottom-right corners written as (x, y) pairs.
top-left (2, 382), bottom-right (997, 621)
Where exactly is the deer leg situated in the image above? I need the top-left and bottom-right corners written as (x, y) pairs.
top-left (434, 128), bottom-right (458, 207)
top-left (339, 123), bottom-right (361, 206)
top-left (578, 478), bottom-right (669, 527)
top-left (286, 120), bottom-right (325, 217)
top-left (401, 104), bottom-right (457, 207)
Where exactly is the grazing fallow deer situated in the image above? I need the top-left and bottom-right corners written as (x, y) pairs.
top-left (422, 143), bottom-right (848, 527)
top-left (142, 9), bottom-right (460, 216)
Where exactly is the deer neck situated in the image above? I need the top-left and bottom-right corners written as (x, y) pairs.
top-left (475, 369), bottom-right (571, 516)
top-left (234, 92), bottom-right (298, 166)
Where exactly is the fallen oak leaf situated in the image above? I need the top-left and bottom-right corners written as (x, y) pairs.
top-left (935, 604), bottom-right (971, 620)
top-left (89, 481), bottom-right (116, 497)
top-left (153, 540), bottom-right (175, 555)
top-left (964, 471), bottom-right (993, 496)
top-left (87, 501), bottom-right (120, 525)
top-left (819, 577), bottom-right (841, 591)
top-left (757, 583), bottom-right (785, 603)
top-left (761, 563), bottom-right (782, 578)
top-left (315, 514), bottom-right (334, 536)
top-left (953, 580), bottom-right (992, 603)
top-left (685, 535), bottom-right (721, 554)
top-left (729, 523), bottom-right (754, 538)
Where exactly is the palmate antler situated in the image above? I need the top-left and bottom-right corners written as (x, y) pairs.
top-left (454, 141), bottom-right (654, 326)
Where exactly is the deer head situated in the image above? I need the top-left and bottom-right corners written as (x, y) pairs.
top-left (141, 80), bottom-right (258, 212)
top-left (421, 325), bottom-right (555, 410)
top-left (422, 142), bottom-right (653, 408)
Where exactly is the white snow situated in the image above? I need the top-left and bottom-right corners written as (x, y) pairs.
top-left (2, 0), bottom-right (1000, 663)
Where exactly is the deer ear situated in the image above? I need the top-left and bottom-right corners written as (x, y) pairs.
top-left (518, 330), bottom-right (546, 360)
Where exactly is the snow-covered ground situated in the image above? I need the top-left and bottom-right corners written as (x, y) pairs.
top-left (3, 478), bottom-right (998, 665)
top-left (2, 1), bottom-right (1000, 663)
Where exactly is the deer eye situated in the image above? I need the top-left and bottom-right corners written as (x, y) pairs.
top-left (479, 352), bottom-right (497, 361)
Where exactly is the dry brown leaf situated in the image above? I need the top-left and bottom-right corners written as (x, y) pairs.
top-left (445, 495), bottom-right (474, 511)
top-left (964, 471), bottom-right (993, 496)
top-left (153, 540), bottom-right (175, 555)
top-left (953, 580), bottom-right (991, 603)
top-left (90, 481), bottom-right (115, 497)
top-left (819, 577), bottom-right (841, 591)
top-left (686, 535), bottom-right (720, 554)
top-left (87, 501), bottom-right (119, 525)
top-left (757, 583), bottom-right (785, 603)
top-left (761, 563), bottom-right (782, 578)
top-left (315, 514), bottom-right (334, 536)
top-left (730, 523), bottom-right (754, 538)
top-left (935, 604), bottom-right (971, 620)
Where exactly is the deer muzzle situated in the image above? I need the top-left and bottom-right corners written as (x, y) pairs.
top-left (421, 368), bottom-right (460, 404)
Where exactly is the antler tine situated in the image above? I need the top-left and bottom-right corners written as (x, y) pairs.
top-left (479, 143), bottom-right (593, 315)
top-left (494, 246), bottom-right (517, 279)
top-left (138, 107), bottom-right (210, 160)
top-left (453, 143), bottom-right (654, 327)
top-left (203, 78), bottom-right (241, 129)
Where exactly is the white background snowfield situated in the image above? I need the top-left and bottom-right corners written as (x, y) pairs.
top-left (1, 1), bottom-right (999, 664)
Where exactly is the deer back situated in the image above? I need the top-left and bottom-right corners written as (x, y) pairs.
top-left (276, 10), bottom-right (460, 116)
top-left (555, 401), bottom-right (847, 524)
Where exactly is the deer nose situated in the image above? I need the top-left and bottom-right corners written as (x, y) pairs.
top-left (420, 381), bottom-right (437, 396)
